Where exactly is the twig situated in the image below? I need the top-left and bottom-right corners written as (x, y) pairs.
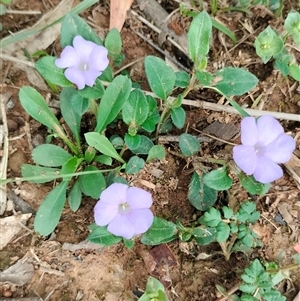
top-left (0, 93), bottom-right (9, 215)
top-left (1, 54), bottom-right (299, 122)
top-left (134, 30), bottom-right (190, 72)
top-left (215, 283), bottom-right (241, 301)
top-left (5, 9), bottom-right (42, 15)
top-left (191, 127), bottom-right (237, 146)
top-left (114, 57), bottom-right (145, 76)
top-left (130, 9), bottom-right (188, 55)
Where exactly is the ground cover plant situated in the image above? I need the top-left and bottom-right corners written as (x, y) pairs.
top-left (0, 0), bottom-right (299, 300)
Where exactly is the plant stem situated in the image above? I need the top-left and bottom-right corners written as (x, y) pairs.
top-left (156, 104), bottom-right (170, 136)
top-left (268, 262), bottom-right (300, 275)
top-left (89, 99), bottom-right (98, 117)
top-left (53, 124), bottom-right (80, 156)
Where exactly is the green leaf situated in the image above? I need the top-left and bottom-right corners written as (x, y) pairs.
top-left (188, 11), bottom-right (212, 68)
top-left (188, 172), bottom-right (218, 211)
top-left (85, 146), bottom-right (96, 164)
top-left (35, 56), bottom-right (73, 87)
top-left (175, 71), bottom-right (190, 88)
top-left (123, 238), bottom-right (134, 249)
top-left (144, 56), bottom-right (176, 100)
top-left (34, 181), bottom-right (68, 236)
top-left (192, 227), bottom-right (216, 245)
top-left (196, 70), bottom-right (213, 86)
top-left (125, 134), bottom-right (154, 155)
top-left (105, 28), bottom-right (122, 58)
top-left (222, 206), bottom-right (234, 219)
top-left (146, 145), bottom-right (166, 162)
top-left (238, 173), bottom-right (270, 195)
top-left (122, 89), bottom-right (149, 126)
top-left (179, 133), bottom-right (200, 156)
top-left (85, 132), bottom-right (125, 163)
top-left (203, 166), bottom-right (233, 191)
top-left (61, 156), bottom-right (82, 179)
top-left (216, 221), bottom-right (230, 242)
top-left (99, 66), bottom-right (114, 82)
top-left (211, 18), bottom-right (237, 44)
top-left (213, 67), bottom-right (258, 96)
top-left (202, 207), bottom-right (222, 227)
top-left (32, 144), bottom-right (72, 167)
top-left (77, 78), bottom-right (105, 99)
top-left (60, 14), bottom-right (102, 47)
top-left (60, 87), bottom-right (89, 142)
top-left (68, 179), bottom-right (82, 212)
top-left (141, 217), bottom-right (177, 245)
top-left (254, 26), bottom-right (284, 63)
top-left (88, 224), bottom-right (122, 246)
top-left (95, 75), bottom-right (132, 132)
top-left (19, 87), bottom-right (62, 132)
top-left (171, 106), bottom-right (186, 129)
top-left (79, 166), bottom-right (106, 199)
top-left (289, 64), bottom-right (300, 81)
top-left (94, 154), bottom-right (113, 165)
top-left (141, 96), bottom-right (160, 133)
top-left (21, 164), bottom-right (61, 183)
top-left (125, 156), bottom-right (145, 174)
top-left (284, 10), bottom-right (300, 45)
top-left (124, 134), bottom-right (140, 150)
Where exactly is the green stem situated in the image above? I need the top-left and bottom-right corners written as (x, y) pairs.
top-left (156, 105), bottom-right (170, 136)
top-left (205, 86), bottom-right (250, 118)
top-left (268, 263), bottom-right (300, 275)
top-left (89, 98), bottom-right (98, 117)
top-left (53, 124), bottom-right (80, 156)
top-left (0, 166), bottom-right (124, 185)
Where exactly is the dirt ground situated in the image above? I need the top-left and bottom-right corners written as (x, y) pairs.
top-left (0, 0), bottom-right (300, 300)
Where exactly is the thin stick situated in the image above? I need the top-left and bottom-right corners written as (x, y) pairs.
top-left (134, 30), bottom-right (190, 72)
top-left (191, 127), bottom-right (237, 146)
top-left (5, 9), bottom-right (42, 15)
top-left (1, 54), bottom-right (299, 122)
top-left (130, 9), bottom-right (188, 55)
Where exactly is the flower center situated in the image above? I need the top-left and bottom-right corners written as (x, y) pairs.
top-left (79, 61), bottom-right (89, 71)
top-left (118, 202), bottom-right (131, 215)
top-left (254, 141), bottom-right (265, 156)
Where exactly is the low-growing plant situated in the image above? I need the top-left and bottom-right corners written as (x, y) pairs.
top-left (255, 10), bottom-right (300, 81)
top-left (1, 6), bottom-right (298, 301)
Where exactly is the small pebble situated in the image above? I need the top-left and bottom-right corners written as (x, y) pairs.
top-left (6, 99), bottom-right (14, 110)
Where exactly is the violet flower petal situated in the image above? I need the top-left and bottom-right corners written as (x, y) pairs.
top-left (82, 69), bottom-right (102, 87)
top-left (108, 215), bottom-right (135, 239)
top-left (99, 183), bottom-right (128, 205)
top-left (94, 201), bottom-right (118, 226)
top-left (126, 187), bottom-right (153, 209)
top-left (55, 46), bottom-right (80, 68)
top-left (240, 117), bottom-right (259, 146)
top-left (72, 35), bottom-right (96, 62)
top-left (89, 46), bottom-right (109, 71)
top-left (233, 145), bottom-right (257, 175)
top-left (253, 156), bottom-right (283, 183)
top-left (64, 66), bottom-right (85, 90)
top-left (127, 209), bottom-right (154, 235)
top-left (257, 115), bottom-right (284, 146)
top-left (264, 134), bottom-right (295, 163)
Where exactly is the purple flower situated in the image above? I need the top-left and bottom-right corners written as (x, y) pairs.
top-left (233, 115), bottom-right (295, 183)
top-left (55, 36), bottom-right (109, 90)
top-left (94, 183), bottom-right (154, 239)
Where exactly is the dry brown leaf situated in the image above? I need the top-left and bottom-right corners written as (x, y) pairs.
top-left (109, 0), bottom-right (134, 31)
